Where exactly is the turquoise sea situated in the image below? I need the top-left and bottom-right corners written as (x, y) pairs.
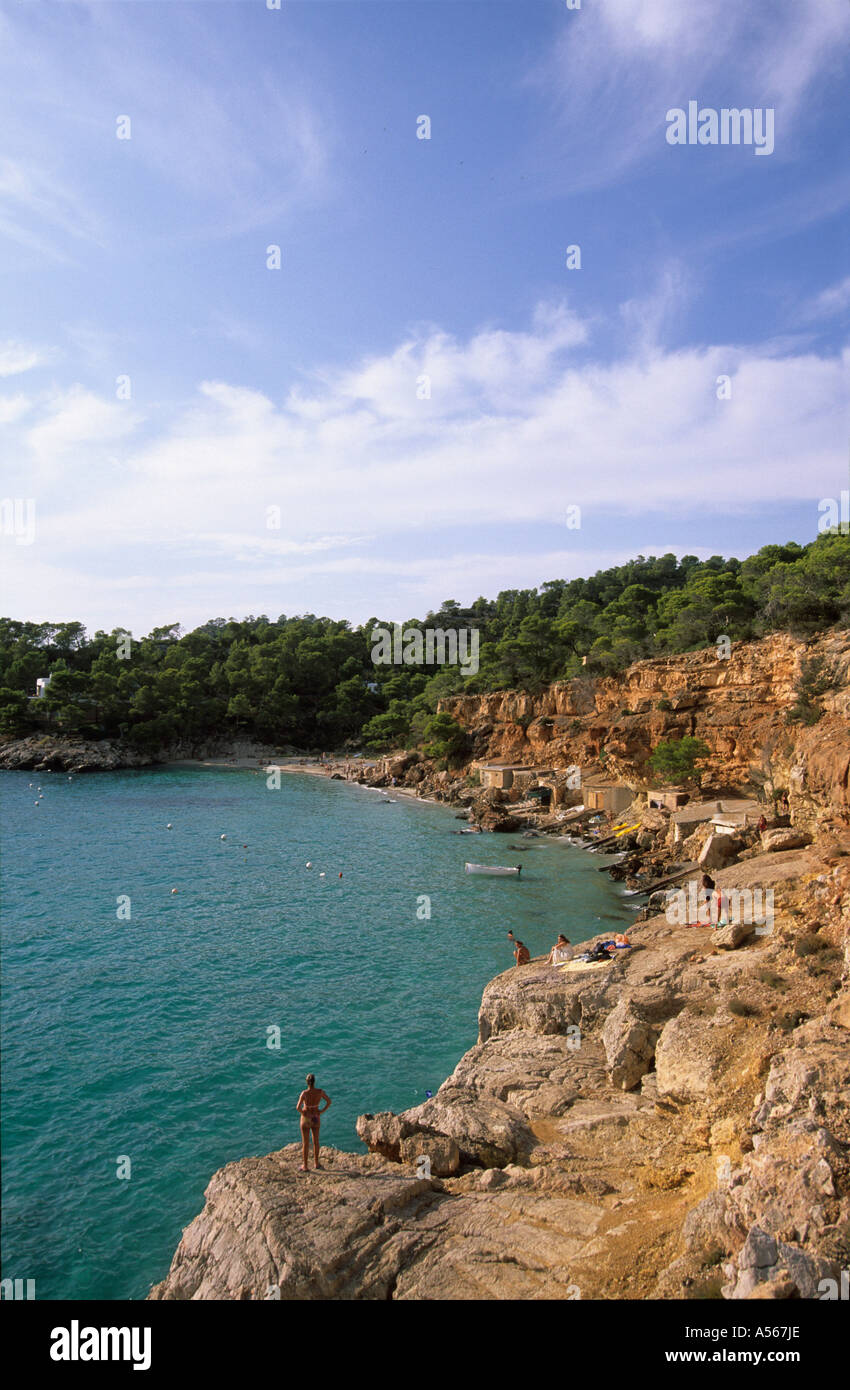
top-left (0, 766), bottom-right (632, 1300)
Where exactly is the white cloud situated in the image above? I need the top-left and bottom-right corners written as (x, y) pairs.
top-left (0, 340), bottom-right (44, 377)
top-left (3, 299), bottom-right (846, 615)
top-left (330, 303), bottom-right (589, 421)
top-left (0, 393), bottom-right (32, 425)
top-left (25, 386), bottom-right (142, 472)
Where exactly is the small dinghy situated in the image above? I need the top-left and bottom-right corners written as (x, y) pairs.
top-left (465, 862), bottom-right (522, 877)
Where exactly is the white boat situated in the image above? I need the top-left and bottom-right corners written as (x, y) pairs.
top-left (465, 862), bottom-right (522, 877)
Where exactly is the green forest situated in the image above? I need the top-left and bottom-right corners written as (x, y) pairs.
top-left (1, 533), bottom-right (848, 754)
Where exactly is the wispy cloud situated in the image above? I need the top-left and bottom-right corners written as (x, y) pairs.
top-left (0, 1), bottom-right (335, 259)
top-left (529, 0), bottom-right (850, 191)
top-left (0, 340), bottom-right (46, 377)
top-left (0, 156), bottom-right (107, 262)
top-left (802, 274), bottom-right (850, 323)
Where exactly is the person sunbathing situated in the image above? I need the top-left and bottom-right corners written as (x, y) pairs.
top-left (547, 933), bottom-right (571, 964)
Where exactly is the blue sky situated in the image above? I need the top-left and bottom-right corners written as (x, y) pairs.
top-left (1, 0), bottom-right (848, 636)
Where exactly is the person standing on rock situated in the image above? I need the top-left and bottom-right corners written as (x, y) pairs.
top-left (297, 1074), bottom-right (331, 1171)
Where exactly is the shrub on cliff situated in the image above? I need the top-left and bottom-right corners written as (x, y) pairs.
top-left (648, 736), bottom-right (710, 784)
top-left (422, 712), bottom-right (470, 766)
top-left (785, 656), bottom-right (840, 726)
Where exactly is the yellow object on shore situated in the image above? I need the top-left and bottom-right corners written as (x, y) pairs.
top-left (614, 822), bottom-right (641, 837)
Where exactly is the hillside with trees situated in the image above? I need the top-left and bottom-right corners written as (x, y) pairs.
top-left (1, 533), bottom-right (848, 755)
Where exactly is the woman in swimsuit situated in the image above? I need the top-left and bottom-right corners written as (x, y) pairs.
top-left (547, 933), bottom-right (571, 965)
top-left (296, 1073), bottom-right (331, 1171)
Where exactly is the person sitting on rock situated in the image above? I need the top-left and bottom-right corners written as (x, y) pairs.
top-left (513, 939), bottom-right (531, 966)
top-left (547, 933), bottom-right (571, 964)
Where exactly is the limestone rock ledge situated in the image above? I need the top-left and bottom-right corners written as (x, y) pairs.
top-left (147, 1148), bottom-right (599, 1300)
top-left (150, 848), bottom-right (850, 1301)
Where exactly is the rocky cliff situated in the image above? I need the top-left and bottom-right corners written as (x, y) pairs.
top-left (149, 840), bottom-right (850, 1301)
top-left (0, 733), bottom-right (157, 772)
top-left (0, 734), bottom-right (285, 773)
top-left (8, 631), bottom-right (848, 827)
top-left (439, 630), bottom-right (850, 827)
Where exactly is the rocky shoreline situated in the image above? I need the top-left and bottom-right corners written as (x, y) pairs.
top-left (9, 631), bottom-right (850, 1300)
top-left (148, 839), bottom-right (849, 1301)
top-left (0, 734), bottom-right (288, 774)
top-left (146, 633), bottom-right (850, 1300)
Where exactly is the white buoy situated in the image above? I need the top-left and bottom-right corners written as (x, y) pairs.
top-left (220, 834), bottom-right (226, 840)
top-left (319, 872), bottom-right (325, 878)
top-left (171, 888), bottom-right (178, 895)
top-left (167, 823), bottom-right (173, 830)
top-left (305, 861), bottom-right (313, 869)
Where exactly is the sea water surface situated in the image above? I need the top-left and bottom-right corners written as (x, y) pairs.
top-left (1, 766), bottom-right (632, 1300)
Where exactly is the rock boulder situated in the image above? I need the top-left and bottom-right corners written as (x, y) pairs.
top-left (602, 996), bottom-right (662, 1091)
top-left (760, 828), bottom-right (813, 852)
top-left (654, 1011), bottom-right (727, 1103)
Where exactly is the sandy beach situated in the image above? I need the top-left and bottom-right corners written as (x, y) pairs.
top-left (163, 755), bottom-right (447, 805)
top-left (165, 755), bottom-right (330, 774)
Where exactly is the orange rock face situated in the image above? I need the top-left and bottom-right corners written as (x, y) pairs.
top-left (440, 631), bottom-right (850, 826)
